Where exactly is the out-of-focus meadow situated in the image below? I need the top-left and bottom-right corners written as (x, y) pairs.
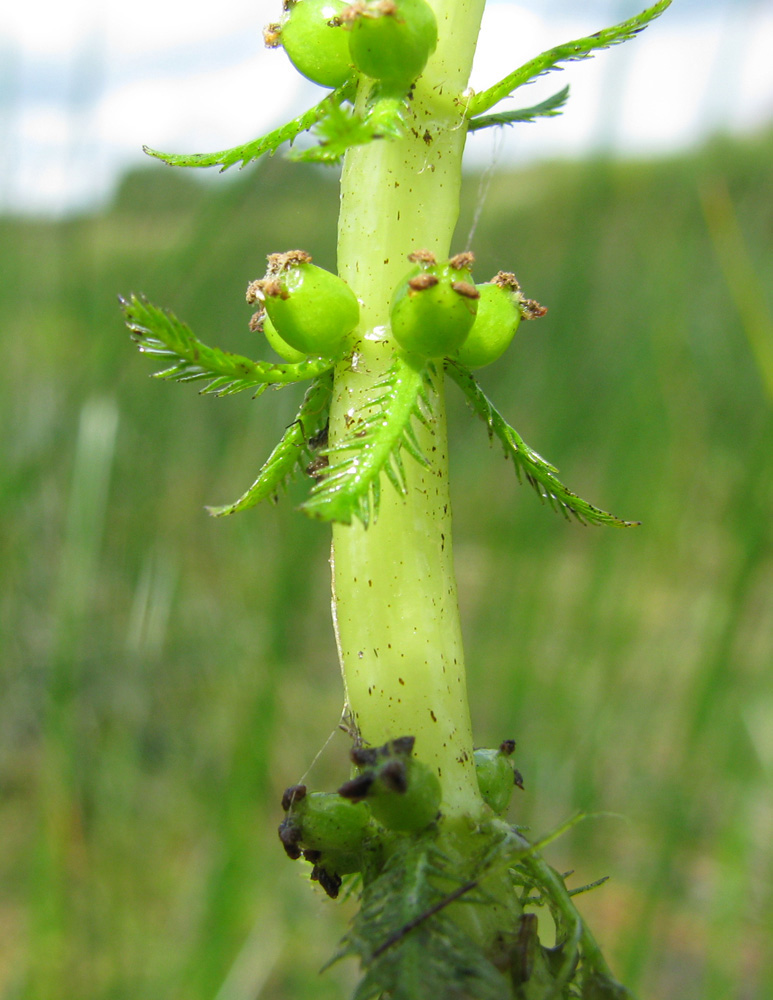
top-left (1, 128), bottom-right (772, 1000)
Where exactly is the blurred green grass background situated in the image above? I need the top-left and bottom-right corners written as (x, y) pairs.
top-left (1, 127), bottom-right (772, 999)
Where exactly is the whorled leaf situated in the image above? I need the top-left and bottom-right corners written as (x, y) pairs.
top-left (300, 354), bottom-right (432, 526)
top-left (324, 812), bottom-right (634, 999)
top-left (338, 837), bottom-right (509, 1000)
top-left (445, 361), bottom-right (639, 527)
top-left (467, 85), bottom-right (570, 132)
top-left (122, 294), bottom-right (333, 395)
top-left (289, 94), bottom-right (406, 165)
top-left (206, 373), bottom-right (333, 517)
top-left (142, 83), bottom-right (355, 171)
top-left (468, 0), bottom-right (671, 118)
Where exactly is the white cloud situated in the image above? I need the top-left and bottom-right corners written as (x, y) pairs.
top-left (736, 8), bottom-right (773, 132)
top-left (465, 2), bottom-right (773, 166)
top-left (94, 55), bottom-right (304, 151)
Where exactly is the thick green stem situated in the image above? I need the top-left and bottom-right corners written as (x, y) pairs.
top-left (331, 0), bottom-right (487, 817)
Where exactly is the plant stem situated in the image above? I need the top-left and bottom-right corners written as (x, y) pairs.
top-left (330, 0), bottom-right (487, 817)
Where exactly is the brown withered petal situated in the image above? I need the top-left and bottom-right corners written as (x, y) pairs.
top-left (380, 759), bottom-right (408, 794)
top-left (278, 818), bottom-right (302, 859)
top-left (281, 784), bottom-right (307, 812)
top-left (408, 273), bottom-right (439, 292)
top-left (449, 251), bottom-right (475, 270)
top-left (451, 280), bottom-right (480, 300)
top-left (338, 771), bottom-right (376, 801)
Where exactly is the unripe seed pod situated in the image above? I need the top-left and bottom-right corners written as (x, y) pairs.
top-left (455, 274), bottom-right (523, 369)
top-left (262, 312), bottom-right (308, 362)
top-left (367, 757), bottom-right (441, 831)
top-left (260, 251), bottom-right (360, 358)
top-left (309, 845), bottom-right (362, 876)
top-left (474, 745), bottom-right (517, 814)
top-left (345, 0), bottom-right (437, 88)
top-left (279, 786), bottom-right (369, 879)
top-left (271, 0), bottom-right (352, 89)
top-left (292, 791), bottom-right (372, 854)
top-left (338, 735), bottom-right (438, 832)
top-left (390, 251), bottom-right (479, 358)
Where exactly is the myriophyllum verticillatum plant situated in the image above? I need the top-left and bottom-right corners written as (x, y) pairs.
top-left (121, 2), bottom-right (670, 994)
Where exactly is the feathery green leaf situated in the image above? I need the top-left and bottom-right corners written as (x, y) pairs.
top-left (300, 354), bottom-right (431, 526)
top-left (467, 85), bottom-right (569, 132)
top-left (142, 83), bottom-right (354, 171)
top-left (121, 294), bottom-right (333, 395)
top-left (206, 373), bottom-right (332, 517)
top-left (468, 0), bottom-right (671, 117)
top-left (445, 361), bottom-right (639, 527)
top-left (340, 837), bottom-right (509, 1000)
top-left (566, 875), bottom-right (610, 899)
top-left (510, 833), bottom-right (636, 998)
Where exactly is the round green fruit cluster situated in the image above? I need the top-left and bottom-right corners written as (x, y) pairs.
top-left (277, 736), bottom-right (441, 898)
top-left (278, 784), bottom-right (373, 897)
top-left (389, 255), bottom-right (546, 367)
top-left (247, 250), bottom-right (360, 359)
top-left (265, 0), bottom-right (437, 90)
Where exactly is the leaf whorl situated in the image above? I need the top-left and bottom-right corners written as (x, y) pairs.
top-left (301, 355), bottom-right (433, 526)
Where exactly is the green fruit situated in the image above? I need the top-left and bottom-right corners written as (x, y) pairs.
top-left (367, 757), bottom-right (441, 831)
top-left (474, 747), bottom-right (515, 814)
top-left (262, 252), bottom-right (360, 358)
top-left (337, 735), bottom-right (440, 832)
top-left (347, 0), bottom-right (437, 88)
top-left (262, 313), bottom-right (308, 362)
top-left (390, 252), bottom-right (479, 358)
top-left (455, 276), bottom-right (522, 369)
top-left (307, 846), bottom-right (362, 876)
top-left (278, 0), bottom-right (352, 88)
top-left (295, 791), bottom-right (372, 853)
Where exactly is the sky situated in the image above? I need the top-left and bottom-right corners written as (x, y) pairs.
top-left (0, 0), bottom-right (772, 216)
